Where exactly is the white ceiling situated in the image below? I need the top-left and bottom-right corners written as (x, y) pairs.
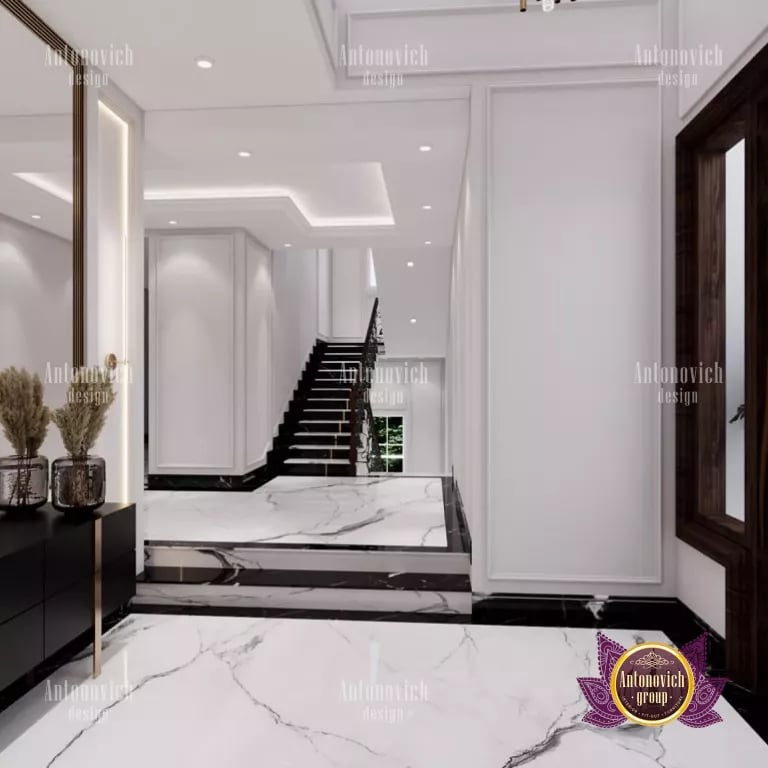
top-left (144, 99), bottom-right (468, 250)
top-left (21, 0), bottom-right (471, 355)
top-left (24, 0), bottom-right (337, 110)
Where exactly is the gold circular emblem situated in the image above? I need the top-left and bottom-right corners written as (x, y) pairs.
top-left (609, 642), bottom-right (696, 727)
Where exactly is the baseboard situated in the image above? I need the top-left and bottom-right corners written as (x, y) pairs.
top-left (472, 593), bottom-right (726, 672)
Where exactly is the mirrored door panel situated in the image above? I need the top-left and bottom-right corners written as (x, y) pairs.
top-left (0, 1), bottom-right (74, 455)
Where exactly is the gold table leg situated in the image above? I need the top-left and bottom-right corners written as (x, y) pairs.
top-left (93, 518), bottom-right (102, 678)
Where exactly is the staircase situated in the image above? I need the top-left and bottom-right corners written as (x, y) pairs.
top-left (270, 340), bottom-right (362, 477)
top-left (269, 298), bottom-right (383, 477)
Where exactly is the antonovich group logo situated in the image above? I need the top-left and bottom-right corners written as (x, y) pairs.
top-left (578, 633), bottom-right (726, 728)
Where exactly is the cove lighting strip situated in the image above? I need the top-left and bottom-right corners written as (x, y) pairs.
top-left (144, 187), bottom-right (395, 228)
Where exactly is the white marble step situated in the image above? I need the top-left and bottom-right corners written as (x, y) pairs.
top-left (285, 458), bottom-right (350, 465)
top-left (294, 432), bottom-right (351, 437)
top-left (289, 444), bottom-right (345, 450)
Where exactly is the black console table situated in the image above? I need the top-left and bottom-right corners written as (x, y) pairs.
top-left (0, 503), bottom-right (135, 692)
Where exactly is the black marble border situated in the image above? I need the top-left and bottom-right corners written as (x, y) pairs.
top-left (145, 475), bottom-right (472, 555)
top-left (131, 603), bottom-right (470, 623)
top-left (140, 566), bottom-right (471, 591)
top-left (146, 464), bottom-right (272, 492)
top-left (473, 593), bottom-right (767, 744)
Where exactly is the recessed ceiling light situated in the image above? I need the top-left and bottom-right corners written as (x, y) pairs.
top-left (238, 150), bottom-right (251, 158)
top-left (419, 145), bottom-right (432, 152)
top-left (168, 220), bottom-right (178, 225)
top-left (30, 214), bottom-right (41, 220)
top-left (422, 204), bottom-right (432, 210)
top-left (406, 261), bottom-right (414, 268)
top-left (284, 243), bottom-right (292, 248)
top-left (195, 57), bottom-right (215, 69)
top-left (410, 318), bottom-right (417, 324)
top-left (424, 240), bottom-right (432, 246)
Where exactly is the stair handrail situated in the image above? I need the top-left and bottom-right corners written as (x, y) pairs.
top-left (349, 298), bottom-right (383, 470)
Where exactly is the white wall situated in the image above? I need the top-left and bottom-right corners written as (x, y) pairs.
top-left (272, 247), bottom-right (319, 427)
top-left (371, 358), bottom-right (445, 475)
top-left (676, 539), bottom-right (727, 637)
top-left (149, 232), bottom-right (239, 474)
top-left (83, 77), bottom-right (145, 572)
top-left (149, 236), bottom-right (321, 472)
top-left (485, 81), bottom-right (661, 592)
top-left (245, 236), bottom-right (273, 468)
top-left (317, 247), bottom-right (331, 339)
top-left (373, 246), bottom-right (451, 357)
top-left (0, 212), bottom-right (70, 460)
top-left (331, 247), bottom-right (372, 339)
top-left (447, 88), bottom-right (486, 569)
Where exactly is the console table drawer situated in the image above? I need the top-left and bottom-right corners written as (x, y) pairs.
top-left (0, 544), bottom-right (44, 625)
top-left (0, 605), bottom-right (44, 691)
top-left (103, 506), bottom-right (136, 564)
top-left (45, 524), bottom-right (93, 598)
top-left (44, 578), bottom-right (92, 657)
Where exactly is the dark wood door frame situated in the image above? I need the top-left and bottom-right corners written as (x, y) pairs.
top-left (677, 41), bottom-right (768, 692)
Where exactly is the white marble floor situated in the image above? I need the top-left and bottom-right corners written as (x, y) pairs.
top-left (0, 616), bottom-right (765, 767)
top-left (145, 476), bottom-right (448, 547)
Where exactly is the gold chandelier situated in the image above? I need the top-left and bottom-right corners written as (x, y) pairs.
top-left (520, 0), bottom-right (577, 11)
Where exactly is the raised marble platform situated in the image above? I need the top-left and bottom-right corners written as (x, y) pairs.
top-left (140, 476), bottom-right (471, 615)
top-left (145, 476), bottom-right (452, 548)
top-left (0, 615), bottom-right (765, 766)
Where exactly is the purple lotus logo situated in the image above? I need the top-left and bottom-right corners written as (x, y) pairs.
top-left (578, 633), bottom-right (726, 728)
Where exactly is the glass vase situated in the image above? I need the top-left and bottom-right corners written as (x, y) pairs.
top-left (0, 455), bottom-right (49, 511)
top-left (51, 456), bottom-right (106, 514)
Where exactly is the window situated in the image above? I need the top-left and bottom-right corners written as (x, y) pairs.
top-left (374, 415), bottom-right (404, 472)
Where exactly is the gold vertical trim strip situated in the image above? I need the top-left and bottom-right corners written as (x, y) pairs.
top-left (0, 0), bottom-right (86, 365)
top-left (73, 63), bottom-right (86, 366)
top-left (93, 517), bottom-right (103, 678)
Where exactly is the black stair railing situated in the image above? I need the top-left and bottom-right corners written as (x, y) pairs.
top-left (349, 298), bottom-right (385, 472)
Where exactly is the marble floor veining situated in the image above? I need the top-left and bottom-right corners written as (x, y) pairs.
top-left (0, 615), bottom-right (766, 767)
top-left (145, 476), bottom-right (448, 548)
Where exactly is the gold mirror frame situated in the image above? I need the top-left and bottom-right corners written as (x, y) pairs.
top-left (1, 0), bottom-right (85, 366)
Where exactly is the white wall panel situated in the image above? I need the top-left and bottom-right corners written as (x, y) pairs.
top-left (331, 247), bottom-right (369, 339)
top-left (317, 248), bottom-right (331, 339)
top-left (245, 236), bottom-right (273, 468)
top-left (151, 234), bottom-right (235, 472)
top-left (272, 248), bottom-right (319, 427)
top-left (487, 81), bottom-right (661, 586)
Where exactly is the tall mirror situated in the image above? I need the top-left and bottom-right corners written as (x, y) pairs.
top-left (0, 0), bottom-right (82, 499)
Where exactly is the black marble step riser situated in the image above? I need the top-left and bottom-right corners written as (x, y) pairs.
top-left (142, 567), bottom-right (471, 592)
top-left (298, 411), bottom-right (349, 421)
top-left (288, 448), bottom-right (349, 460)
top-left (292, 422), bottom-right (353, 434)
top-left (286, 435), bottom-right (350, 447)
top-left (282, 463), bottom-right (356, 477)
